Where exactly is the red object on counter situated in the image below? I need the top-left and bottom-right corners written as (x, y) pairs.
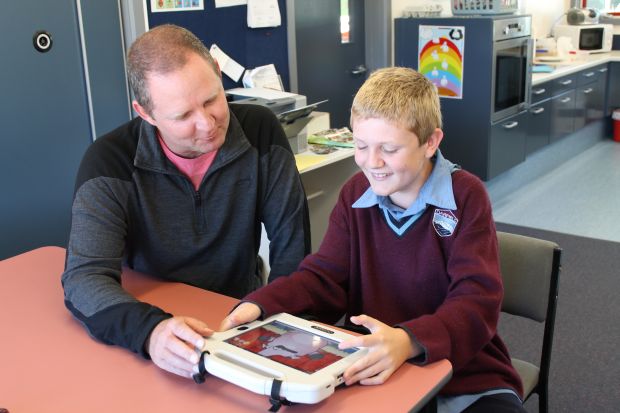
top-left (613, 109), bottom-right (620, 143)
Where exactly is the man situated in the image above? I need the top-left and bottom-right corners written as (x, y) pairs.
top-left (61, 24), bottom-right (310, 379)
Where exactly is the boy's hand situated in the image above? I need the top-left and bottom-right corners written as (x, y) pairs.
top-left (219, 302), bottom-right (261, 331)
top-left (338, 314), bottom-right (421, 386)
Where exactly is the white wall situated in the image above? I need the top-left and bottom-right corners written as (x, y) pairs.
top-left (391, 0), bottom-right (573, 57)
top-left (522, 0), bottom-right (573, 38)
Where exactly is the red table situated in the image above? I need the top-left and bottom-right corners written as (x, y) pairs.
top-left (0, 247), bottom-right (451, 412)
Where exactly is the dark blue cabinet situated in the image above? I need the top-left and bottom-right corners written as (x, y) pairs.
top-left (575, 65), bottom-right (608, 128)
top-left (608, 63), bottom-right (620, 115)
top-left (489, 111), bottom-right (528, 178)
top-left (531, 64), bottom-right (609, 150)
top-left (0, 1), bottom-right (130, 259)
top-left (527, 99), bottom-right (551, 155)
top-left (551, 89), bottom-right (577, 143)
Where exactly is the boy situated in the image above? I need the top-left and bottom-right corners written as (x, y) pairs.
top-left (220, 67), bottom-right (524, 412)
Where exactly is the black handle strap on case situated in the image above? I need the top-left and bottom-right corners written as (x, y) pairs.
top-left (192, 351), bottom-right (294, 411)
top-left (192, 350), bottom-right (210, 384)
top-left (268, 379), bottom-right (293, 412)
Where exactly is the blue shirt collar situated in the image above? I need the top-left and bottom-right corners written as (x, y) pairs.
top-left (352, 150), bottom-right (458, 217)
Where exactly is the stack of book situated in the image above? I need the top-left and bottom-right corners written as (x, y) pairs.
top-left (307, 127), bottom-right (354, 148)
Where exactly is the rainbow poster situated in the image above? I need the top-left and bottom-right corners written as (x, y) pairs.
top-left (418, 26), bottom-right (465, 99)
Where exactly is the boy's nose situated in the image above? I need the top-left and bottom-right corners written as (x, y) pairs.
top-left (368, 149), bottom-right (385, 168)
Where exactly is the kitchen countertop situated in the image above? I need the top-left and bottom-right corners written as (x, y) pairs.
top-left (532, 50), bottom-right (620, 85)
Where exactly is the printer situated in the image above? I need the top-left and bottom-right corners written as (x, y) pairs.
top-left (226, 87), bottom-right (325, 154)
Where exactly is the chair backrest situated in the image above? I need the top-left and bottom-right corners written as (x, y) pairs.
top-left (497, 231), bottom-right (561, 412)
top-left (497, 231), bottom-right (561, 322)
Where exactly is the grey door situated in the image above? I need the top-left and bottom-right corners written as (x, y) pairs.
top-left (292, 0), bottom-right (366, 129)
top-left (0, 1), bottom-right (128, 259)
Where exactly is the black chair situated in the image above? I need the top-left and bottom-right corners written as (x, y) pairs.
top-left (497, 231), bottom-right (562, 413)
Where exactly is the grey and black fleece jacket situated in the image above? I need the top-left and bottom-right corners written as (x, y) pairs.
top-left (62, 104), bottom-right (310, 357)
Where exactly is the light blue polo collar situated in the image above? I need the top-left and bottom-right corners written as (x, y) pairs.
top-left (352, 150), bottom-right (458, 220)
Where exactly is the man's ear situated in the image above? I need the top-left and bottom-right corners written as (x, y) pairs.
top-left (425, 128), bottom-right (444, 158)
top-left (213, 59), bottom-right (223, 79)
top-left (132, 100), bottom-right (156, 126)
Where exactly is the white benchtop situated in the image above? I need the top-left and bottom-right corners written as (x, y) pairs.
top-left (532, 51), bottom-right (620, 85)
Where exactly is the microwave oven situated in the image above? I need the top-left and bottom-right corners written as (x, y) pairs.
top-left (554, 23), bottom-right (613, 53)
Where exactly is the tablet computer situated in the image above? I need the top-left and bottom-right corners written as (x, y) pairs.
top-left (195, 313), bottom-right (367, 405)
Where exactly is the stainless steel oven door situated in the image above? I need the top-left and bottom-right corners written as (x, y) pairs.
top-left (491, 36), bottom-right (532, 123)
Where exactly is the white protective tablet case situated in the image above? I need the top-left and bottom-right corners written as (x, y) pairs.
top-left (193, 313), bottom-right (367, 406)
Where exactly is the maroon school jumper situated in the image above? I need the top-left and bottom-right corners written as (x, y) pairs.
top-left (244, 170), bottom-right (523, 397)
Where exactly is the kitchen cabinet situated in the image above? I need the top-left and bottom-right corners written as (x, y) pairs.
top-left (529, 64), bottom-right (610, 151)
top-left (551, 89), bottom-right (577, 143)
top-left (608, 62), bottom-right (620, 114)
top-left (489, 111), bottom-right (528, 179)
top-left (526, 82), bottom-right (552, 155)
top-left (394, 16), bottom-right (531, 181)
top-left (575, 64), bottom-right (608, 129)
top-left (549, 73), bottom-right (578, 143)
top-left (527, 99), bottom-right (552, 155)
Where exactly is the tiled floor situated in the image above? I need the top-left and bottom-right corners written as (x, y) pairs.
top-left (492, 139), bottom-right (620, 243)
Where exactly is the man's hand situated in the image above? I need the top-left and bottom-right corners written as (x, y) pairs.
top-left (147, 316), bottom-right (213, 378)
top-left (338, 314), bottom-right (422, 386)
top-left (219, 302), bottom-right (261, 331)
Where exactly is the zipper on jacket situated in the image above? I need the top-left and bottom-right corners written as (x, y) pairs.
top-left (194, 191), bottom-right (206, 232)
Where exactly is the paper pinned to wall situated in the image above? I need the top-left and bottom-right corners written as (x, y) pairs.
top-left (215, 0), bottom-right (247, 7)
top-left (242, 64), bottom-right (283, 91)
top-left (151, 0), bottom-right (203, 12)
top-left (418, 25), bottom-right (465, 99)
top-left (247, 0), bottom-right (281, 28)
top-left (209, 44), bottom-right (245, 82)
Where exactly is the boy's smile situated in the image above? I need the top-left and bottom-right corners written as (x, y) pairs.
top-left (353, 117), bottom-right (442, 209)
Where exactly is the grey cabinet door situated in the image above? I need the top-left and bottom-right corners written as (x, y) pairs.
top-left (589, 67), bottom-right (607, 123)
top-left (550, 90), bottom-right (576, 143)
top-left (527, 99), bottom-right (551, 156)
top-left (576, 82), bottom-right (606, 128)
top-left (489, 111), bottom-right (528, 179)
top-left (575, 65), bottom-right (607, 128)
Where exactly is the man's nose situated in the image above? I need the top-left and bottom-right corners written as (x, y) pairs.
top-left (195, 109), bottom-right (215, 131)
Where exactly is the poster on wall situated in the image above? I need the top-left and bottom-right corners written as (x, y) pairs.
top-left (151, 0), bottom-right (203, 12)
top-left (418, 25), bottom-right (465, 99)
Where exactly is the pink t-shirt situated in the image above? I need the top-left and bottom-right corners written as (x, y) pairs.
top-left (158, 135), bottom-right (217, 191)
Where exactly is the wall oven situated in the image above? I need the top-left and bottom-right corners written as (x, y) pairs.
top-left (491, 16), bottom-right (533, 123)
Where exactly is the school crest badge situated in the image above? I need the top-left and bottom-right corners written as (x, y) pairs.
top-left (433, 209), bottom-right (458, 237)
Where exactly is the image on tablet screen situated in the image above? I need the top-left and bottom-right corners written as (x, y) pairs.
top-left (225, 320), bottom-right (358, 374)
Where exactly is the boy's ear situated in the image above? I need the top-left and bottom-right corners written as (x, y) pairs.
top-left (425, 128), bottom-right (444, 158)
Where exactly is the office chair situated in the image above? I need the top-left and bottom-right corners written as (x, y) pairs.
top-left (497, 231), bottom-right (562, 413)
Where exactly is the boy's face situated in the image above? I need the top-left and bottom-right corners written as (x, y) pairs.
top-left (353, 117), bottom-right (441, 209)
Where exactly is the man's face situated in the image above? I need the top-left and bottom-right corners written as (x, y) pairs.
top-left (135, 53), bottom-right (229, 158)
top-left (353, 117), bottom-right (441, 209)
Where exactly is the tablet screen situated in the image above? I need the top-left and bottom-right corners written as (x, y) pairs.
top-left (225, 320), bottom-right (358, 374)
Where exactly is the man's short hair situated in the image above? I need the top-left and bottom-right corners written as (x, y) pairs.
top-left (127, 24), bottom-right (219, 115)
top-left (351, 67), bottom-right (442, 145)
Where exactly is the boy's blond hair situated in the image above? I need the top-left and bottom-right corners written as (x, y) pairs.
top-left (351, 67), bottom-right (442, 145)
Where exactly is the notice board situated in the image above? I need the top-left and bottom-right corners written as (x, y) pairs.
top-left (147, 0), bottom-right (289, 90)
